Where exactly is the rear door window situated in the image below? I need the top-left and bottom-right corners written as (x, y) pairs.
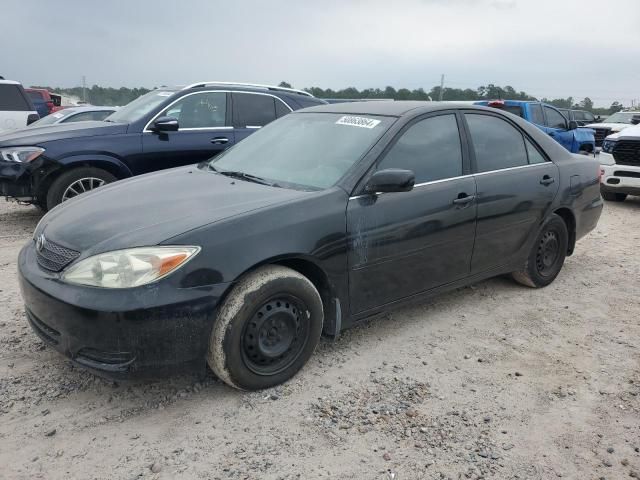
top-left (233, 93), bottom-right (278, 128)
top-left (0, 84), bottom-right (31, 111)
top-left (544, 106), bottom-right (567, 129)
top-left (465, 114), bottom-right (528, 173)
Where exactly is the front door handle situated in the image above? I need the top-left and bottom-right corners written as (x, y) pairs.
top-left (540, 175), bottom-right (555, 186)
top-left (453, 194), bottom-right (475, 206)
top-left (211, 137), bottom-right (229, 145)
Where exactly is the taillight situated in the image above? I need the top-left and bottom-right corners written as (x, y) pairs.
top-left (598, 167), bottom-right (604, 183)
top-left (46, 101), bottom-right (54, 113)
top-left (488, 100), bottom-right (505, 108)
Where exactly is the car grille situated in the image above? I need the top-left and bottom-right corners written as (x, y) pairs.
top-left (593, 127), bottom-right (612, 147)
top-left (36, 239), bottom-right (80, 272)
top-left (613, 140), bottom-right (640, 166)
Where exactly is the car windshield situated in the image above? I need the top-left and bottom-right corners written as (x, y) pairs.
top-left (603, 112), bottom-right (638, 124)
top-left (104, 90), bottom-right (175, 123)
top-left (29, 109), bottom-right (76, 126)
top-left (208, 112), bottom-right (394, 190)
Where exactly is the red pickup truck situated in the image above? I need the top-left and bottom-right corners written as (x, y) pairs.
top-left (25, 88), bottom-right (63, 117)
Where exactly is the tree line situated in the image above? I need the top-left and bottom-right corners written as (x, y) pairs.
top-left (31, 82), bottom-right (624, 116)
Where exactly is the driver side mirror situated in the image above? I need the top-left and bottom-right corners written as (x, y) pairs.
top-left (364, 169), bottom-right (415, 194)
top-left (567, 120), bottom-right (578, 130)
top-left (152, 116), bottom-right (179, 132)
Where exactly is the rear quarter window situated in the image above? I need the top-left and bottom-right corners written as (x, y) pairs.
top-left (0, 84), bottom-right (31, 111)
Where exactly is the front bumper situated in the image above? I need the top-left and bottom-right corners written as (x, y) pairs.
top-left (600, 154), bottom-right (640, 196)
top-left (18, 242), bottom-right (230, 378)
top-left (0, 160), bottom-right (35, 200)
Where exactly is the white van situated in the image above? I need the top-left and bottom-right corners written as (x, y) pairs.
top-left (0, 79), bottom-right (39, 133)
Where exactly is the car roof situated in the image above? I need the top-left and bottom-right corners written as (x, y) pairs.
top-left (299, 101), bottom-right (492, 117)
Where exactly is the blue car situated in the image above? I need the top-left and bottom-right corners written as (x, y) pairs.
top-left (0, 82), bottom-right (326, 210)
top-left (475, 100), bottom-right (596, 155)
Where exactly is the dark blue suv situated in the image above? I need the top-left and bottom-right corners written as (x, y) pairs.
top-left (0, 82), bottom-right (325, 210)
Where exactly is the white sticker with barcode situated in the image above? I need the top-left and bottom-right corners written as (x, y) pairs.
top-left (335, 115), bottom-right (381, 129)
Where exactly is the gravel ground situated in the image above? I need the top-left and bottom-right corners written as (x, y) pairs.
top-left (0, 197), bottom-right (639, 480)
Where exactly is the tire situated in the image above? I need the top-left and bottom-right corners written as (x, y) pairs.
top-left (601, 191), bottom-right (627, 202)
top-left (207, 265), bottom-right (323, 390)
top-left (46, 167), bottom-right (117, 210)
top-left (512, 214), bottom-right (568, 288)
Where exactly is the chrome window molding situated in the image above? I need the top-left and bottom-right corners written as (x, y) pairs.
top-left (349, 162), bottom-right (551, 200)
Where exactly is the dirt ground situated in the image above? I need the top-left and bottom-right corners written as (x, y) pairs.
top-left (0, 197), bottom-right (639, 480)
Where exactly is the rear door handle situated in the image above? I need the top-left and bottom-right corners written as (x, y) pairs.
top-left (540, 175), bottom-right (555, 186)
top-left (453, 194), bottom-right (475, 206)
top-left (211, 137), bottom-right (229, 145)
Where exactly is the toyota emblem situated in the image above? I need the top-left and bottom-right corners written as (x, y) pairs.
top-left (36, 234), bottom-right (46, 252)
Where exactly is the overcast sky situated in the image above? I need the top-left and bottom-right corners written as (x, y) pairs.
top-left (2, 0), bottom-right (639, 107)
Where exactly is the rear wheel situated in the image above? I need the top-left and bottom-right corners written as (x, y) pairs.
top-left (46, 167), bottom-right (116, 210)
top-left (207, 265), bottom-right (323, 390)
top-left (601, 191), bottom-right (627, 202)
top-left (512, 214), bottom-right (568, 288)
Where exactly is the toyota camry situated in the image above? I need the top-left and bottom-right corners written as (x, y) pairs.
top-left (19, 101), bottom-right (603, 390)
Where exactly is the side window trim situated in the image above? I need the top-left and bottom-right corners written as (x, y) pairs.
top-left (461, 110), bottom-right (540, 175)
top-left (143, 90), bottom-right (230, 132)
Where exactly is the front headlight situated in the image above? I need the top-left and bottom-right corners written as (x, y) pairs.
top-left (61, 246), bottom-right (200, 288)
top-left (0, 147), bottom-right (45, 163)
top-left (602, 139), bottom-right (616, 154)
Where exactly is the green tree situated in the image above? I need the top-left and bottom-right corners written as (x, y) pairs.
top-left (278, 81), bottom-right (292, 88)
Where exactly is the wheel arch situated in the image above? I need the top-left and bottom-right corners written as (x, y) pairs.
top-left (36, 155), bottom-right (132, 201)
top-left (553, 207), bottom-right (576, 255)
top-left (228, 254), bottom-right (342, 337)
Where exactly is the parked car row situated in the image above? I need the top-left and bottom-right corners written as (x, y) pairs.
top-left (585, 110), bottom-right (640, 148)
top-left (17, 99), bottom-right (603, 389)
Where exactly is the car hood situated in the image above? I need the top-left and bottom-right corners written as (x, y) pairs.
top-left (606, 124), bottom-right (640, 140)
top-left (0, 121), bottom-right (128, 146)
top-left (585, 122), bottom-right (633, 132)
top-left (36, 166), bottom-right (309, 256)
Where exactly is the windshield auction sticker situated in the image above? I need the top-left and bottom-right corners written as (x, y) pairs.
top-left (335, 116), bottom-right (381, 129)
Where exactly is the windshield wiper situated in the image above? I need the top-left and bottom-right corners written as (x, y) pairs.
top-left (210, 166), bottom-right (278, 187)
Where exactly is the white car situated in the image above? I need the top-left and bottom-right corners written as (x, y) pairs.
top-left (586, 111), bottom-right (640, 150)
top-left (0, 79), bottom-right (39, 133)
top-left (28, 106), bottom-right (118, 127)
top-left (600, 124), bottom-right (640, 202)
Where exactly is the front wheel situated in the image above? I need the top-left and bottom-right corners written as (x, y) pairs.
top-left (207, 265), bottom-right (323, 390)
top-left (512, 214), bottom-right (568, 288)
top-left (46, 167), bottom-right (117, 210)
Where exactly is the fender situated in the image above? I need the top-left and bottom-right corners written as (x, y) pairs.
top-left (55, 153), bottom-right (133, 178)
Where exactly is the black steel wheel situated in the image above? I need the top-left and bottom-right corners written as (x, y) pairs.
top-left (207, 265), bottom-right (323, 390)
top-left (241, 295), bottom-right (310, 376)
top-left (535, 230), bottom-right (561, 278)
top-left (512, 214), bottom-right (568, 288)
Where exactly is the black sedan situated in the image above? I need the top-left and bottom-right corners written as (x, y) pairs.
top-left (19, 102), bottom-right (603, 390)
